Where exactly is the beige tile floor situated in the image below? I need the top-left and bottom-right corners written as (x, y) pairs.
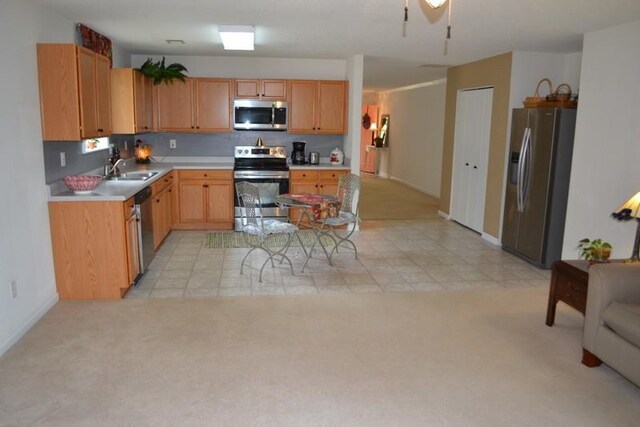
top-left (126, 219), bottom-right (552, 299)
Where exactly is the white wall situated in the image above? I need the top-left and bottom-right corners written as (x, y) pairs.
top-left (562, 20), bottom-right (640, 259)
top-left (131, 55), bottom-right (347, 80)
top-left (346, 55), bottom-right (364, 172)
top-left (112, 44), bottom-right (132, 68)
top-left (378, 80), bottom-right (446, 198)
top-left (0, 0), bottom-right (76, 355)
top-left (509, 51), bottom-right (582, 111)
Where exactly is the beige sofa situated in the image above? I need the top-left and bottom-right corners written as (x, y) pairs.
top-left (582, 263), bottom-right (640, 386)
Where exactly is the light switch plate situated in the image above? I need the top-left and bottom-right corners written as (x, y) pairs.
top-left (60, 152), bottom-right (66, 167)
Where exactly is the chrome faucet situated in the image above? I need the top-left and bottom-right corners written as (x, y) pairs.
top-left (105, 159), bottom-right (126, 177)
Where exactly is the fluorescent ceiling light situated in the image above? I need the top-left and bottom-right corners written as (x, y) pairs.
top-left (219, 25), bottom-right (254, 51)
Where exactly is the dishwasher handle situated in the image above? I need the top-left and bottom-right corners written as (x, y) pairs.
top-left (134, 186), bottom-right (152, 204)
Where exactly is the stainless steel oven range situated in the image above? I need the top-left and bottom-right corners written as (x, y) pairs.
top-left (233, 145), bottom-right (289, 230)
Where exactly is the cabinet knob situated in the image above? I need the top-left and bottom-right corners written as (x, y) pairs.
top-left (203, 184), bottom-right (209, 188)
top-left (465, 163), bottom-right (469, 166)
top-left (191, 126), bottom-right (195, 129)
top-left (144, 126), bottom-right (148, 130)
top-left (196, 126), bottom-right (200, 129)
top-left (156, 199), bottom-right (160, 203)
top-left (473, 166), bottom-right (478, 169)
top-left (164, 179), bottom-right (169, 183)
top-left (204, 173), bottom-right (208, 177)
top-left (256, 93), bottom-right (260, 96)
top-left (97, 128), bottom-right (104, 133)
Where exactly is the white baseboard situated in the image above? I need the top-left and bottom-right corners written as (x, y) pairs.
top-left (0, 292), bottom-right (59, 357)
top-left (481, 232), bottom-right (501, 246)
top-left (438, 210), bottom-right (450, 219)
top-left (389, 176), bottom-right (440, 199)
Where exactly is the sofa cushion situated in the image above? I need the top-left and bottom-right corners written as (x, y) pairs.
top-left (602, 302), bottom-right (640, 348)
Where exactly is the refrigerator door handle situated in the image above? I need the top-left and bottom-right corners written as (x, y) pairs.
top-left (516, 128), bottom-right (529, 212)
top-left (521, 128), bottom-right (532, 210)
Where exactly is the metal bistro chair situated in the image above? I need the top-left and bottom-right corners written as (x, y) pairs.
top-left (314, 173), bottom-right (361, 264)
top-left (235, 181), bottom-right (305, 282)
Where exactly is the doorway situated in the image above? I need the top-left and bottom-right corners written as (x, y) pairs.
top-left (450, 87), bottom-right (494, 233)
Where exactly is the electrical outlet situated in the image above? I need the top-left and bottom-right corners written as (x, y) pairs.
top-left (10, 280), bottom-right (17, 299)
top-left (60, 152), bottom-right (66, 167)
top-left (123, 140), bottom-right (128, 150)
top-left (169, 139), bottom-right (177, 149)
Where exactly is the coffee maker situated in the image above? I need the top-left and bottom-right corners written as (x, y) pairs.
top-left (291, 141), bottom-right (306, 164)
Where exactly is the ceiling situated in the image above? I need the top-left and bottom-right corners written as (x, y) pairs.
top-left (37, 0), bottom-right (640, 91)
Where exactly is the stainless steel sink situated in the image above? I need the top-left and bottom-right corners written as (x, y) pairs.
top-left (107, 171), bottom-right (159, 181)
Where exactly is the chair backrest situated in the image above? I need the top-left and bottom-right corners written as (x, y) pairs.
top-left (235, 181), bottom-right (263, 229)
top-left (337, 173), bottom-right (361, 216)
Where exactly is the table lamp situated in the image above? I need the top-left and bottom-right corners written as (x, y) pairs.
top-left (369, 123), bottom-right (377, 145)
top-left (611, 191), bottom-right (640, 263)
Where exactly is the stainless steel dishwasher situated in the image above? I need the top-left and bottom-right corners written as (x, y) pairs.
top-left (134, 186), bottom-right (155, 280)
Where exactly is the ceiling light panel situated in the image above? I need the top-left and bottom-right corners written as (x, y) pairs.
top-left (219, 25), bottom-right (255, 51)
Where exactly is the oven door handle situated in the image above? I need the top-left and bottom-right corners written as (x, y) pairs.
top-left (234, 171), bottom-right (290, 179)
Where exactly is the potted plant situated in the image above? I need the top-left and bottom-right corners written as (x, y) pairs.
top-left (138, 57), bottom-right (188, 85)
top-left (577, 238), bottom-right (612, 264)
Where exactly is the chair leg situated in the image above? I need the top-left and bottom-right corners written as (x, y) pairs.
top-left (258, 234), bottom-right (296, 282)
top-left (302, 223), bottom-right (332, 272)
top-left (327, 225), bottom-right (358, 263)
top-left (240, 246), bottom-right (258, 275)
top-left (281, 231), bottom-right (307, 263)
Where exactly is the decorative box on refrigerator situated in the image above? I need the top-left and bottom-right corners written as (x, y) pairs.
top-left (501, 108), bottom-right (577, 268)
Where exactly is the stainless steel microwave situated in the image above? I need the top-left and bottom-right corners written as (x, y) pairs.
top-left (233, 100), bottom-right (288, 131)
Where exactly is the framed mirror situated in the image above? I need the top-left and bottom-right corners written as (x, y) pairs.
top-left (376, 114), bottom-right (389, 147)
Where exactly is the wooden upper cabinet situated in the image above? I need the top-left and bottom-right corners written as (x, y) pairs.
top-left (288, 80), bottom-right (347, 134)
top-left (316, 81), bottom-right (347, 134)
top-left (111, 68), bottom-right (154, 134)
top-left (235, 79), bottom-right (286, 100)
top-left (37, 44), bottom-right (111, 141)
top-left (77, 47), bottom-right (99, 138)
top-left (194, 79), bottom-right (232, 132)
top-left (156, 78), bottom-right (232, 132)
top-left (157, 79), bottom-right (194, 131)
top-left (144, 77), bottom-right (156, 131)
top-left (95, 54), bottom-right (112, 135)
top-left (288, 80), bottom-right (317, 133)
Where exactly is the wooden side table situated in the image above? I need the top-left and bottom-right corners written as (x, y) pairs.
top-left (545, 260), bottom-right (590, 326)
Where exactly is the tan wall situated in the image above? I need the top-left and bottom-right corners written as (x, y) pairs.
top-left (440, 52), bottom-right (512, 238)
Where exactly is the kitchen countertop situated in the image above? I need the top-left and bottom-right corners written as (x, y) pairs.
top-left (48, 159), bottom-right (352, 202)
top-left (289, 163), bottom-right (350, 170)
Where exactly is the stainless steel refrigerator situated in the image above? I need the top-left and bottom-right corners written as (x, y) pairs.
top-left (501, 108), bottom-right (577, 268)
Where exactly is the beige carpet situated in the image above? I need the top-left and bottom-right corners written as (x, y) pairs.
top-left (1, 288), bottom-right (639, 426)
top-left (359, 175), bottom-right (441, 220)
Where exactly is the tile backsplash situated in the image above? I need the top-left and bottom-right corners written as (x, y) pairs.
top-left (43, 131), bottom-right (344, 183)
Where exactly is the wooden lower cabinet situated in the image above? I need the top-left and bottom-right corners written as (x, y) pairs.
top-left (289, 169), bottom-right (348, 223)
top-left (124, 198), bottom-right (141, 286)
top-left (151, 172), bottom-right (175, 249)
top-left (176, 170), bottom-right (234, 230)
top-left (49, 199), bottom-right (137, 299)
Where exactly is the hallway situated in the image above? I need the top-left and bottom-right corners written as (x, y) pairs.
top-left (359, 174), bottom-right (441, 220)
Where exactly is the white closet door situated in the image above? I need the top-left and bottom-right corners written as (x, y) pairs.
top-left (450, 88), bottom-right (493, 233)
